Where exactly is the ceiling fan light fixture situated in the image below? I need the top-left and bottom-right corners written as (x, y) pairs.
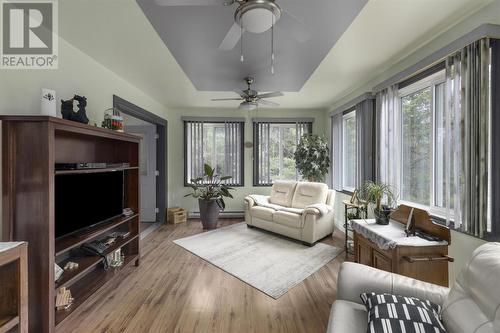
top-left (239, 101), bottom-right (258, 111)
top-left (235, 1), bottom-right (281, 34)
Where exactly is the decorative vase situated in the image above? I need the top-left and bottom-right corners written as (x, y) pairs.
top-left (374, 208), bottom-right (392, 225)
top-left (41, 89), bottom-right (57, 117)
top-left (198, 198), bottom-right (220, 230)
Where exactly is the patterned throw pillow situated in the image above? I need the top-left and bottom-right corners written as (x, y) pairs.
top-left (360, 292), bottom-right (446, 333)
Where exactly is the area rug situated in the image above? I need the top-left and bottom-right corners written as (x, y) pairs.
top-left (173, 223), bottom-right (342, 299)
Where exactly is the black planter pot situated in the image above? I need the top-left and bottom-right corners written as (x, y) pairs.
top-left (374, 208), bottom-right (392, 225)
top-left (198, 198), bottom-right (220, 230)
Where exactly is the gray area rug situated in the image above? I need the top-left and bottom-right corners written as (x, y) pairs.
top-left (173, 223), bottom-right (342, 299)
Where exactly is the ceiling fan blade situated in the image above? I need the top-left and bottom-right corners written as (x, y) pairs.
top-left (219, 23), bottom-right (242, 51)
top-left (257, 99), bottom-right (280, 107)
top-left (211, 98), bottom-right (243, 101)
top-left (234, 89), bottom-right (249, 98)
top-left (155, 0), bottom-right (224, 6)
top-left (256, 92), bottom-right (284, 99)
top-left (281, 10), bottom-right (311, 43)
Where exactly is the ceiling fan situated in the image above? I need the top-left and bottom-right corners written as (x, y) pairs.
top-left (154, 0), bottom-right (310, 51)
top-left (211, 77), bottom-right (284, 110)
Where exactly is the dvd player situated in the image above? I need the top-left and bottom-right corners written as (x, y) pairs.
top-left (55, 162), bottom-right (130, 170)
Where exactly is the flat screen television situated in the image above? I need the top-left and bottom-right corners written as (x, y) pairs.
top-left (55, 171), bottom-right (124, 239)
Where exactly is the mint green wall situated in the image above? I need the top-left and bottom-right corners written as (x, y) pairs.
top-left (165, 108), bottom-right (327, 214)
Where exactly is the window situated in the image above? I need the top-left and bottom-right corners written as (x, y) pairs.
top-left (253, 120), bottom-right (312, 185)
top-left (184, 119), bottom-right (244, 186)
top-left (342, 111), bottom-right (357, 191)
top-left (398, 70), bottom-right (450, 214)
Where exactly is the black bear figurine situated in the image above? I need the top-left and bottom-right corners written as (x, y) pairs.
top-left (60, 95), bottom-right (89, 124)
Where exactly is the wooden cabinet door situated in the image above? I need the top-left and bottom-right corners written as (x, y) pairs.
top-left (373, 250), bottom-right (392, 272)
top-left (356, 236), bottom-right (372, 266)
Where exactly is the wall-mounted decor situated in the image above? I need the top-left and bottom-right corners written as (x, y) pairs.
top-left (61, 95), bottom-right (89, 124)
top-left (41, 88), bottom-right (57, 117)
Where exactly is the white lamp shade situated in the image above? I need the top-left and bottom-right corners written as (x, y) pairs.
top-left (240, 8), bottom-right (275, 33)
top-left (239, 101), bottom-right (258, 110)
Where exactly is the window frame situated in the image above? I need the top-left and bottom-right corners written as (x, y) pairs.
top-left (341, 109), bottom-right (357, 193)
top-left (398, 70), bottom-right (448, 218)
top-left (253, 121), bottom-right (313, 186)
top-left (183, 120), bottom-right (245, 187)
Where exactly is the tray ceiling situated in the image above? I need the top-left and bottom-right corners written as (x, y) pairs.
top-left (136, 0), bottom-right (368, 92)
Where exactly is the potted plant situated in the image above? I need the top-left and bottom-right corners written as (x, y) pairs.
top-left (357, 181), bottom-right (397, 225)
top-left (185, 164), bottom-right (235, 230)
top-left (294, 134), bottom-right (330, 182)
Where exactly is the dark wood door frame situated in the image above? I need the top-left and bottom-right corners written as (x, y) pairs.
top-left (113, 95), bottom-right (168, 224)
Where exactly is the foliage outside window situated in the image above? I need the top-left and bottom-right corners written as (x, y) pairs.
top-left (254, 121), bottom-right (312, 185)
top-left (342, 111), bottom-right (357, 192)
top-left (398, 70), bottom-right (453, 216)
top-left (185, 121), bottom-right (243, 186)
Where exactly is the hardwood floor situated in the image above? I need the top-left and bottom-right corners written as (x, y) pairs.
top-left (57, 219), bottom-right (352, 333)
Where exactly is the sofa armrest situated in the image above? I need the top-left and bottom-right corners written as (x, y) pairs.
top-left (337, 262), bottom-right (450, 306)
top-left (244, 196), bottom-right (256, 208)
top-left (303, 203), bottom-right (332, 216)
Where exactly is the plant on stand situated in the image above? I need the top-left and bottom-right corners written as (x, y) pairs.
top-left (357, 181), bottom-right (397, 225)
top-left (185, 164), bottom-right (235, 230)
top-left (294, 134), bottom-right (330, 182)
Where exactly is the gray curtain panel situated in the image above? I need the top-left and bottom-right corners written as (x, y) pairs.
top-left (355, 99), bottom-right (375, 187)
top-left (445, 38), bottom-right (491, 237)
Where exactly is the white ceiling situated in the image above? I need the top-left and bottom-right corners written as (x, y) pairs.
top-left (59, 0), bottom-right (492, 110)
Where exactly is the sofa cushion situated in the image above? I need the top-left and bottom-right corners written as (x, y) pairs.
top-left (360, 292), bottom-right (445, 333)
top-left (273, 211), bottom-right (301, 229)
top-left (441, 243), bottom-right (500, 333)
top-left (269, 181), bottom-right (297, 207)
top-left (326, 300), bottom-right (367, 333)
top-left (250, 206), bottom-right (274, 221)
top-left (291, 182), bottom-right (328, 209)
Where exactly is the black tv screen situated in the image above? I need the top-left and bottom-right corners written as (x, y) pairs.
top-left (55, 171), bottom-right (124, 239)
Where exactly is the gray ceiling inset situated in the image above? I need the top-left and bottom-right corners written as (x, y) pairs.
top-left (137, 0), bottom-right (367, 92)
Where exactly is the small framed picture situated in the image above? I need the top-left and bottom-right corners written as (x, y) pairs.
top-left (350, 190), bottom-right (358, 204)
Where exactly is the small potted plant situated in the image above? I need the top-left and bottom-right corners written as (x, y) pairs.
top-left (294, 134), bottom-right (330, 182)
top-left (185, 164), bottom-right (234, 230)
top-left (357, 181), bottom-right (397, 225)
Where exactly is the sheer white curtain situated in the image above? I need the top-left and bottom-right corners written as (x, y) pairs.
top-left (444, 38), bottom-right (491, 236)
top-left (376, 84), bottom-right (400, 191)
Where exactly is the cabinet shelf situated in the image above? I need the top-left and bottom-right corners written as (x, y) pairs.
top-left (55, 253), bottom-right (138, 326)
top-left (0, 315), bottom-right (19, 333)
top-left (55, 166), bottom-right (138, 175)
top-left (55, 214), bottom-right (138, 256)
top-left (55, 234), bottom-right (139, 290)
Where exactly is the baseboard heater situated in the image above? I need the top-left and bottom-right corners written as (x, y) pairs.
top-left (188, 211), bottom-right (244, 219)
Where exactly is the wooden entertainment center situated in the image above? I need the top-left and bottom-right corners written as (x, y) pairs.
top-left (1, 116), bottom-right (140, 332)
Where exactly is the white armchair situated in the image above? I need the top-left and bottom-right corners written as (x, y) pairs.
top-left (244, 181), bottom-right (335, 245)
top-left (327, 243), bottom-right (500, 333)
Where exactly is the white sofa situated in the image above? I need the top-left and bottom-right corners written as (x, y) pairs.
top-left (244, 181), bottom-right (335, 245)
top-left (327, 242), bottom-right (500, 333)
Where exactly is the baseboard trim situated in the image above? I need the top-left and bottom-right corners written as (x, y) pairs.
top-left (189, 211), bottom-right (245, 219)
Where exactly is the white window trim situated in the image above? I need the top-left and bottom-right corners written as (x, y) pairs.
top-left (398, 70), bottom-right (449, 218)
top-left (342, 110), bottom-right (356, 192)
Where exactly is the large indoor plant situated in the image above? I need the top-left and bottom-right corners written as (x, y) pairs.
top-left (185, 164), bottom-right (234, 229)
top-left (294, 134), bottom-right (330, 182)
top-left (357, 181), bottom-right (397, 225)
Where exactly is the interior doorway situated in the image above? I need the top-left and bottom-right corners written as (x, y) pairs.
top-left (113, 96), bottom-right (168, 238)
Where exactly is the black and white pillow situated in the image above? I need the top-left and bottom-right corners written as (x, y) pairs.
top-left (360, 292), bottom-right (446, 333)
